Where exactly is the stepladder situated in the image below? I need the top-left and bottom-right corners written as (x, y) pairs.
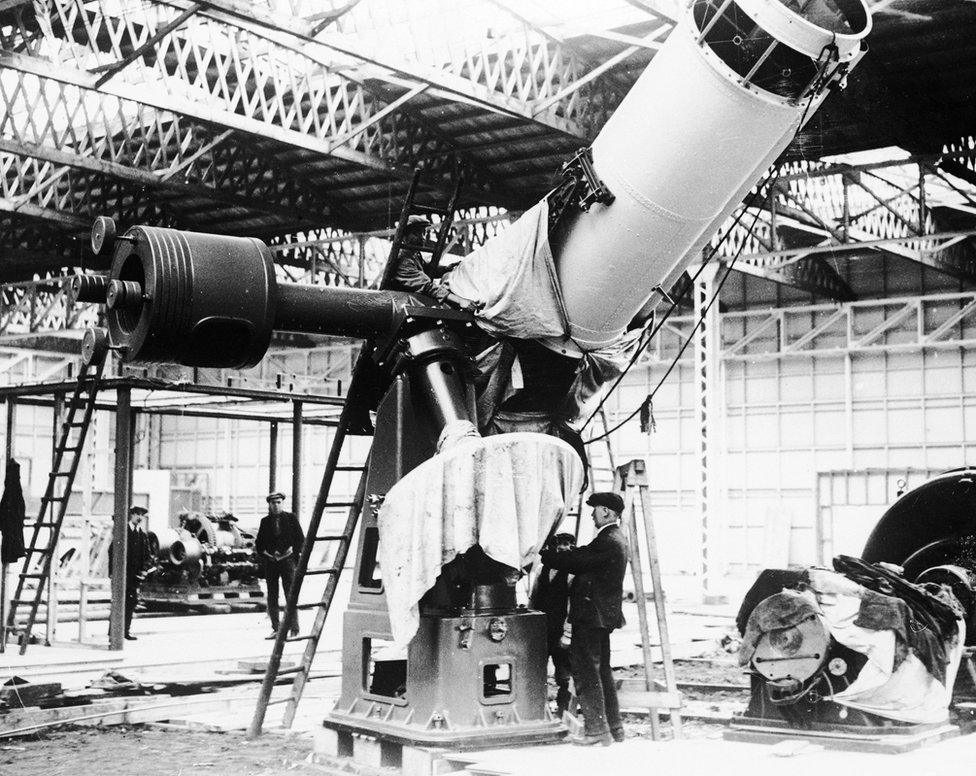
top-left (614, 459), bottom-right (684, 739)
top-left (2, 341), bottom-right (106, 654)
top-left (247, 166), bottom-right (465, 736)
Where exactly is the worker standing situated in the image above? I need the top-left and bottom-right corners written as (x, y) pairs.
top-left (530, 532), bottom-right (576, 717)
top-left (540, 493), bottom-right (629, 746)
top-left (255, 492), bottom-right (304, 639)
top-left (124, 505), bottom-right (151, 641)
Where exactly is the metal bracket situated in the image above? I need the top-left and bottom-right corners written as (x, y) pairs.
top-left (546, 146), bottom-right (615, 231)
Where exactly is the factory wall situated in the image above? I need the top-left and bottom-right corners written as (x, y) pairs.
top-left (607, 292), bottom-right (976, 581)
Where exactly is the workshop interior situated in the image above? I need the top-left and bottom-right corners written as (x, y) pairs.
top-left (1, 0), bottom-right (976, 772)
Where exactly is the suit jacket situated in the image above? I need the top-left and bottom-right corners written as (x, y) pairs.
top-left (530, 566), bottom-right (572, 638)
top-left (108, 524), bottom-right (151, 581)
top-left (126, 526), bottom-right (151, 582)
top-left (541, 524), bottom-right (628, 630)
top-left (255, 511), bottom-right (304, 561)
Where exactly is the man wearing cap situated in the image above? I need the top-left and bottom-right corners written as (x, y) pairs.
top-left (255, 492), bottom-right (305, 639)
top-left (124, 506), bottom-right (151, 640)
top-left (388, 216), bottom-right (479, 312)
top-left (540, 492), bottom-right (629, 746)
top-left (530, 532), bottom-right (577, 717)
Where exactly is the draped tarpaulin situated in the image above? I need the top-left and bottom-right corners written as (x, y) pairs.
top-left (377, 432), bottom-right (583, 646)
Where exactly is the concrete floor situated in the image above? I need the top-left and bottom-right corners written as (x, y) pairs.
top-left (462, 732), bottom-right (976, 776)
top-left (2, 577), bottom-right (974, 774)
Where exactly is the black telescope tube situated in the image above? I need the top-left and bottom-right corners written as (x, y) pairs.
top-left (273, 284), bottom-right (423, 340)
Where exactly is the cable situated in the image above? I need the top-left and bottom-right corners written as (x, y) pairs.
top-left (586, 188), bottom-right (773, 444)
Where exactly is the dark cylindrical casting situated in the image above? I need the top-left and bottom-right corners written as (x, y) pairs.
top-left (274, 284), bottom-right (419, 340)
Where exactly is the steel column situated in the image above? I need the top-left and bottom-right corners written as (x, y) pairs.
top-left (269, 420), bottom-right (279, 494)
top-left (292, 401), bottom-right (303, 520)
top-left (109, 387), bottom-right (133, 650)
top-left (0, 399), bottom-right (15, 653)
top-left (693, 262), bottom-right (725, 602)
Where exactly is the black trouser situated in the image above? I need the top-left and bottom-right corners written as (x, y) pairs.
top-left (124, 578), bottom-right (139, 635)
top-left (265, 557), bottom-right (298, 632)
top-left (570, 625), bottom-right (621, 737)
top-left (547, 630), bottom-right (573, 715)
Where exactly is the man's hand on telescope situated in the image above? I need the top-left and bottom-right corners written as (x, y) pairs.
top-left (444, 292), bottom-right (482, 313)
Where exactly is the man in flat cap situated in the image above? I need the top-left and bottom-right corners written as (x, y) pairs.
top-left (124, 505), bottom-right (151, 640)
top-left (388, 215), bottom-right (479, 311)
top-left (255, 492), bottom-right (305, 639)
top-left (540, 492), bottom-right (629, 746)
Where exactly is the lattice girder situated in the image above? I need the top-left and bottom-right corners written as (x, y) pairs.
top-left (718, 156), bottom-right (976, 287)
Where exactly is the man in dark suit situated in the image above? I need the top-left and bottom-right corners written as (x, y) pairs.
top-left (530, 532), bottom-right (576, 716)
top-left (255, 492), bottom-right (305, 639)
top-left (540, 492), bottom-right (629, 746)
top-left (124, 505), bottom-right (151, 640)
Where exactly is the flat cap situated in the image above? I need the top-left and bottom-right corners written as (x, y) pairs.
top-left (586, 491), bottom-right (624, 514)
top-left (266, 491), bottom-right (286, 503)
top-left (129, 505), bottom-right (148, 515)
top-left (403, 214), bottom-right (432, 229)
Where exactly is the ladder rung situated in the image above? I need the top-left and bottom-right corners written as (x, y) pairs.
top-left (303, 568), bottom-right (340, 576)
top-left (294, 602), bottom-right (329, 611)
top-left (326, 501), bottom-right (358, 508)
top-left (63, 421), bottom-right (86, 427)
top-left (410, 203), bottom-right (450, 217)
top-left (49, 472), bottom-right (72, 478)
top-left (18, 573), bottom-right (46, 579)
top-left (58, 445), bottom-right (82, 453)
top-left (314, 534), bottom-right (349, 542)
top-left (25, 522), bottom-right (57, 528)
top-left (334, 465), bottom-right (365, 472)
top-left (283, 634), bottom-right (313, 643)
top-left (43, 496), bottom-right (68, 503)
top-left (265, 697), bottom-right (293, 706)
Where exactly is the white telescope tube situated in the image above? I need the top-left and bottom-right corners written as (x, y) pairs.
top-left (554, 0), bottom-right (871, 351)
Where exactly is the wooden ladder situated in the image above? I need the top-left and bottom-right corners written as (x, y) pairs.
top-left (247, 168), bottom-right (464, 736)
top-left (615, 459), bottom-right (684, 739)
top-left (570, 407), bottom-right (617, 538)
top-left (2, 355), bottom-right (106, 654)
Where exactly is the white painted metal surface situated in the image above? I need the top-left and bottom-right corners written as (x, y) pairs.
top-left (554, 0), bottom-right (871, 350)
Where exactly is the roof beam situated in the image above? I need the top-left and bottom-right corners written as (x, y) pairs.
top-left (175, 0), bottom-right (622, 139)
top-left (733, 256), bottom-right (856, 301)
top-left (0, 196), bottom-right (88, 229)
top-left (92, 2), bottom-right (203, 87)
top-left (0, 51), bottom-right (393, 172)
top-left (12, 2), bottom-right (539, 209)
top-left (0, 137), bottom-right (336, 229)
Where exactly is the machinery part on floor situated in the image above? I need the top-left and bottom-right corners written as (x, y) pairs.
top-left (733, 557), bottom-right (966, 741)
top-left (142, 512), bottom-right (262, 605)
top-left (862, 468), bottom-right (976, 644)
top-left (73, 0), bottom-right (875, 749)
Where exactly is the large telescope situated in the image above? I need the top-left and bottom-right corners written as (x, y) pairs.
top-left (73, 0), bottom-right (873, 749)
top-left (76, 0), bottom-right (871, 374)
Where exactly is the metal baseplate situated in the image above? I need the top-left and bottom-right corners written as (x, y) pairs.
top-left (315, 724), bottom-right (525, 776)
top-left (140, 582), bottom-right (265, 612)
top-left (725, 714), bottom-right (961, 754)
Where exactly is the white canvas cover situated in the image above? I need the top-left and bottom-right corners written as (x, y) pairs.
top-left (376, 431), bottom-right (583, 645)
top-left (446, 199), bottom-right (568, 342)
